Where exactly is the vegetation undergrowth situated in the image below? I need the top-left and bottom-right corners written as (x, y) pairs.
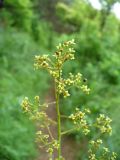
top-left (0, 28), bottom-right (50, 160)
top-left (21, 40), bottom-right (117, 160)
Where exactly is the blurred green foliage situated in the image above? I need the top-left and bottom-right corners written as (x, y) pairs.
top-left (0, 28), bottom-right (50, 159)
top-left (0, 0), bottom-right (120, 159)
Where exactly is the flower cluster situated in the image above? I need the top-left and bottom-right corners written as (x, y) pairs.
top-left (34, 39), bottom-right (75, 72)
top-left (47, 140), bottom-right (59, 155)
top-left (80, 84), bottom-right (90, 94)
top-left (57, 73), bottom-right (81, 97)
top-left (57, 72), bottom-right (90, 98)
top-left (96, 114), bottom-right (112, 135)
top-left (36, 131), bottom-right (59, 149)
top-left (87, 114), bottom-right (117, 160)
top-left (21, 97), bottom-right (30, 112)
top-left (69, 108), bottom-right (90, 135)
top-left (21, 96), bottom-right (54, 125)
top-left (34, 39), bottom-right (90, 98)
top-left (54, 40), bottom-right (75, 67)
top-left (90, 139), bottom-right (103, 148)
top-left (88, 139), bottom-right (102, 160)
top-left (88, 152), bottom-right (96, 160)
top-left (36, 130), bottom-right (49, 146)
top-left (88, 139), bottom-right (117, 160)
top-left (34, 55), bottom-right (51, 69)
top-left (102, 149), bottom-right (117, 160)
top-left (21, 96), bottom-right (58, 159)
top-left (36, 130), bottom-right (60, 160)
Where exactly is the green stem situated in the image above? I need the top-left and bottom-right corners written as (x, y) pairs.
top-left (55, 79), bottom-right (61, 159)
top-left (61, 127), bottom-right (77, 135)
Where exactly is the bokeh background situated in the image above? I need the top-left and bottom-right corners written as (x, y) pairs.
top-left (0, 0), bottom-right (120, 160)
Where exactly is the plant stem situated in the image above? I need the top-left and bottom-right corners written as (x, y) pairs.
top-left (56, 92), bottom-right (61, 159)
top-left (61, 127), bottom-right (77, 135)
top-left (55, 77), bottom-right (61, 159)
